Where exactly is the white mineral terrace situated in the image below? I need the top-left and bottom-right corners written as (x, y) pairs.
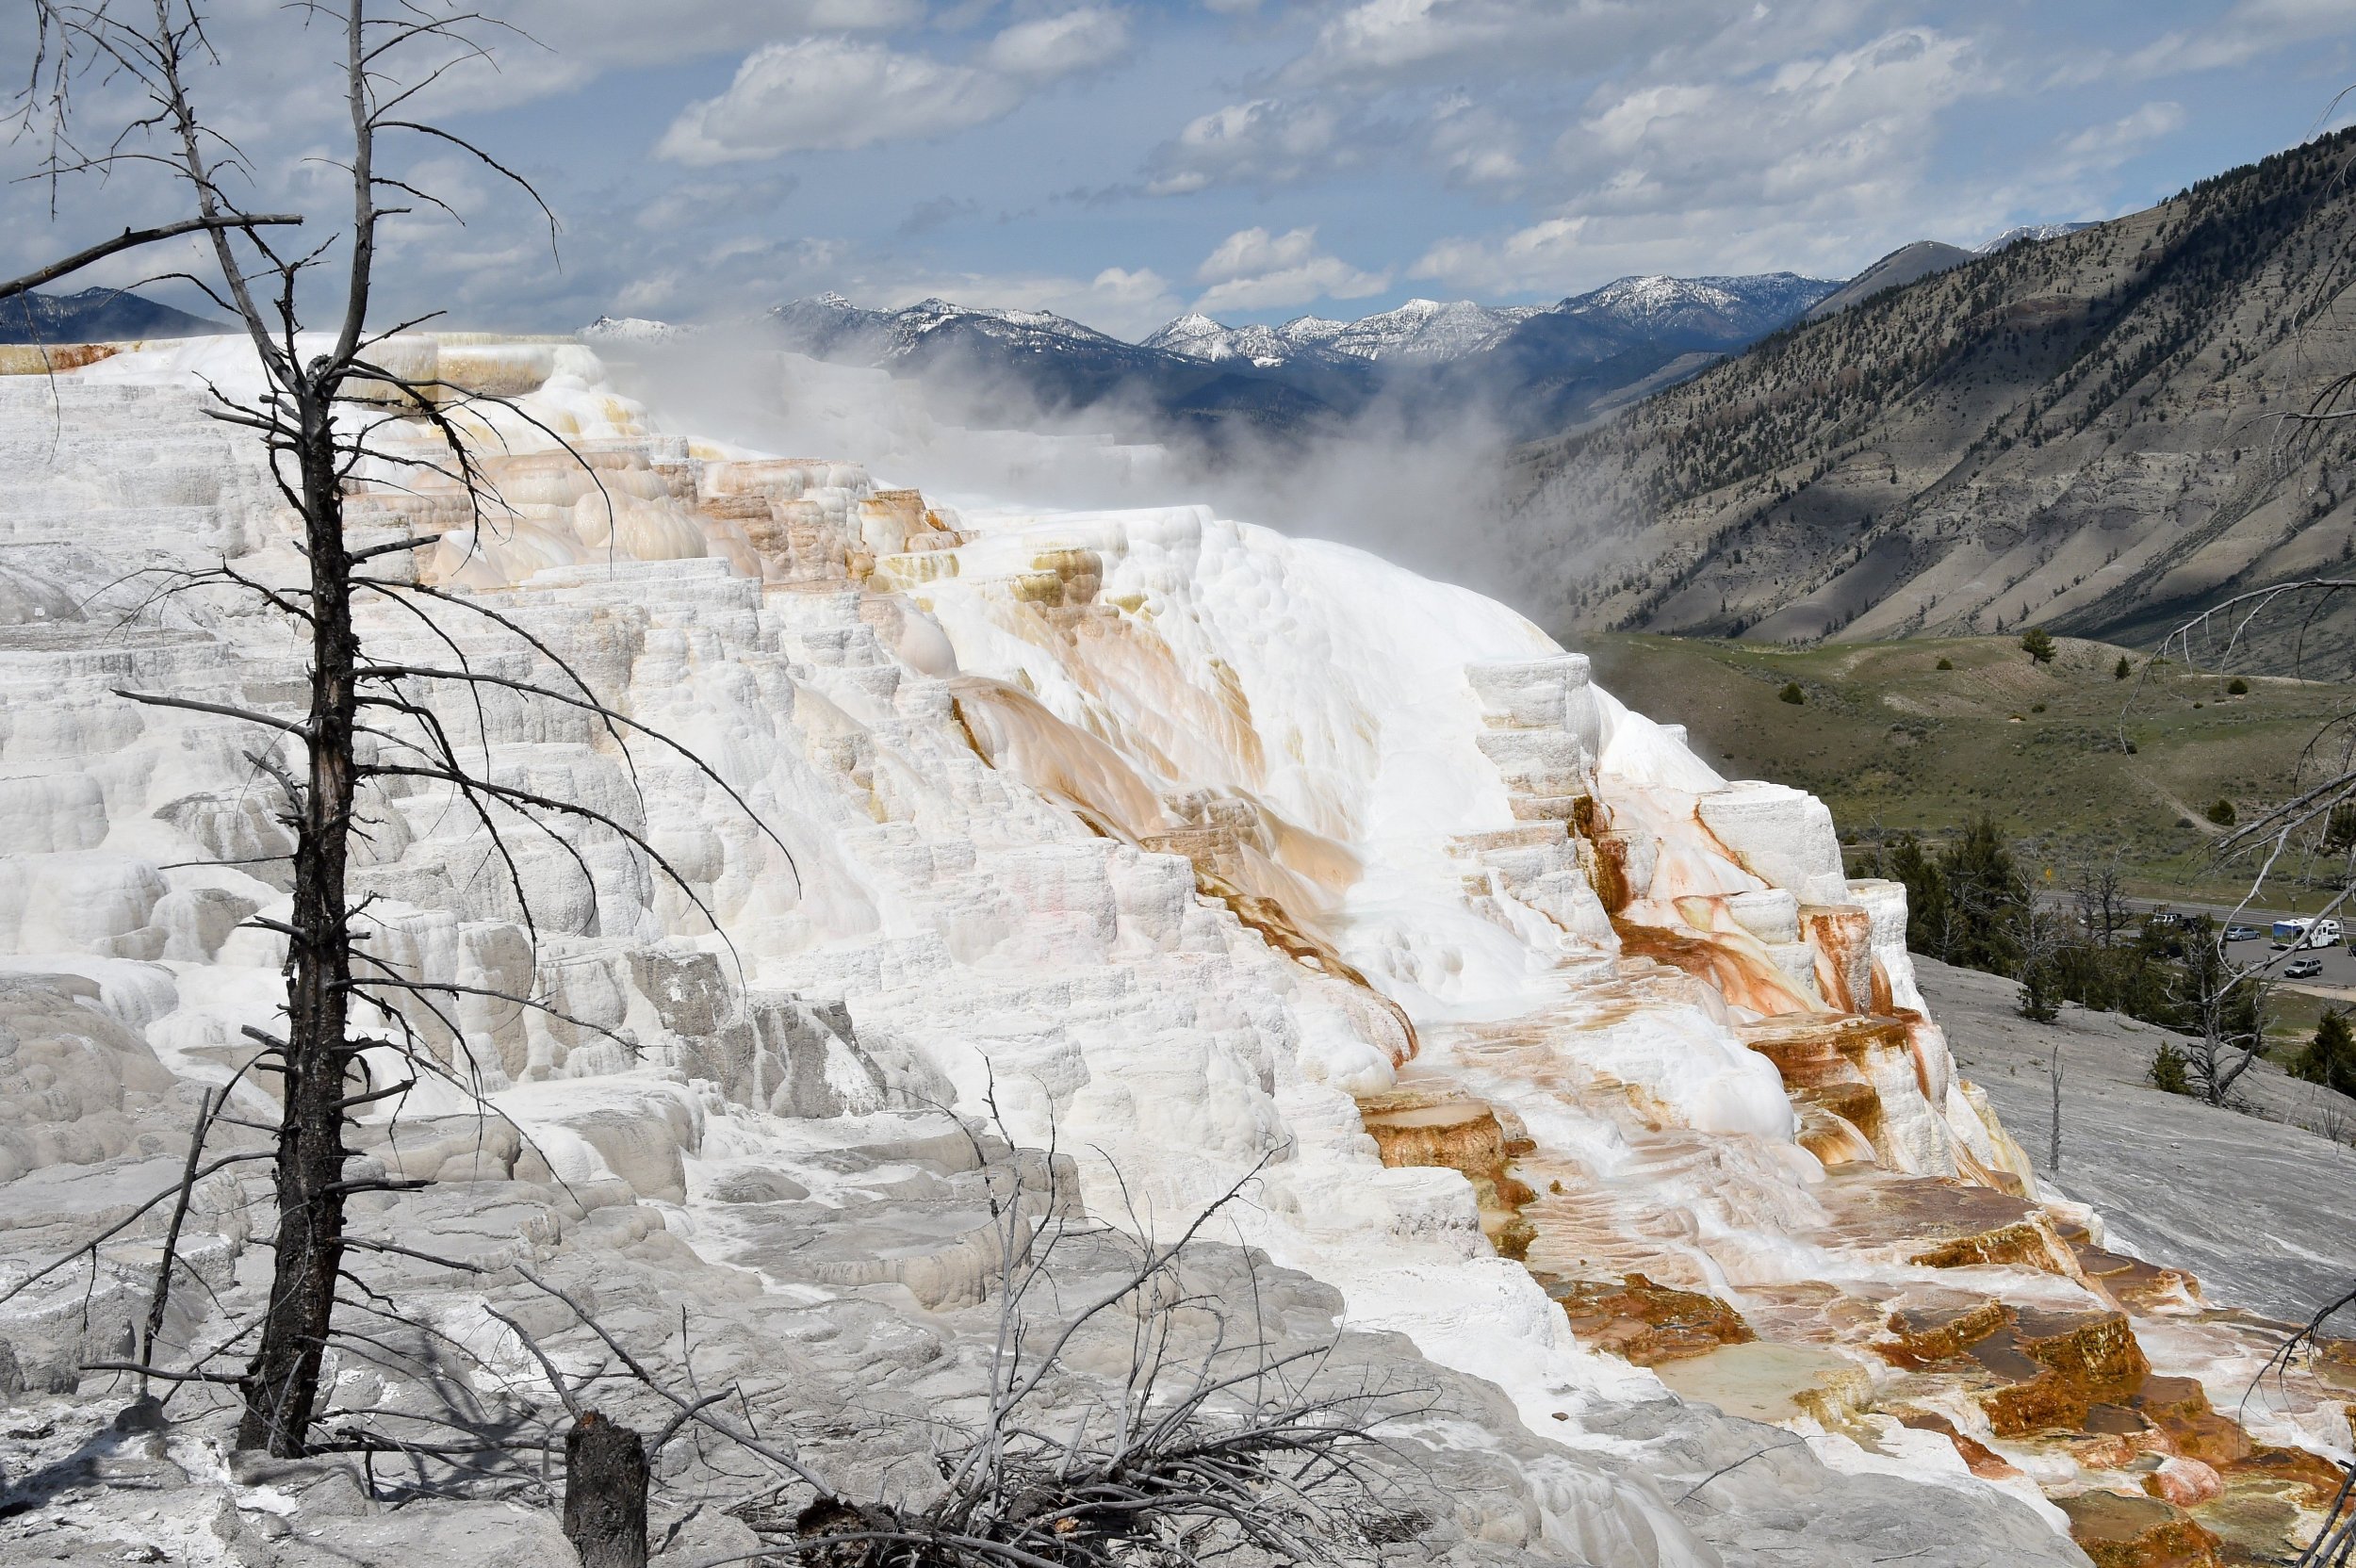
top-left (0, 335), bottom-right (2348, 1566)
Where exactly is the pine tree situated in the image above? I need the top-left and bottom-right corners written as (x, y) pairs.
top-left (2293, 1010), bottom-right (2356, 1097)
top-left (1939, 816), bottom-right (2029, 974)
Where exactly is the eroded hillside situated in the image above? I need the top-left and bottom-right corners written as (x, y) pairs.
top-left (1513, 128), bottom-right (2356, 672)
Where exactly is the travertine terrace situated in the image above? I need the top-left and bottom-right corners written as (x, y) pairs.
top-left (0, 335), bottom-right (2348, 1566)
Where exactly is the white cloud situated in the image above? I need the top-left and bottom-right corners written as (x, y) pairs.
top-left (2115, 0), bottom-right (2356, 78)
top-left (1191, 225), bottom-right (1387, 311)
top-left (1309, 0), bottom-right (1549, 74)
top-left (1146, 98), bottom-right (1351, 194)
top-left (659, 12), bottom-right (1131, 164)
top-left (1426, 93), bottom-right (1527, 188)
top-left (1409, 26), bottom-right (1994, 294)
top-left (981, 8), bottom-right (1133, 79)
top-left (659, 40), bottom-right (1015, 162)
top-left (463, 1), bottom-right (928, 103)
top-left (1301, 0), bottom-right (1794, 81)
top-left (2055, 101), bottom-right (2187, 174)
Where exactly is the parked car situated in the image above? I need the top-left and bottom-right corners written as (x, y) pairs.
top-left (2223, 924), bottom-right (2262, 941)
top-left (2284, 957), bottom-right (2325, 980)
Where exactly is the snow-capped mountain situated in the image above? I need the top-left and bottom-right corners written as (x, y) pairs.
top-left (1138, 313), bottom-right (1316, 369)
top-left (1561, 272), bottom-right (1838, 339)
top-left (1143, 299), bottom-right (1537, 368)
top-left (770, 292), bottom-right (1147, 368)
top-left (1978, 221), bottom-right (2098, 253)
top-left (581, 314), bottom-right (702, 345)
top-left (1, 285), bottom-right (223, 343)
top-left (1146, 275), bottom-right (1836, 375)
top-left (1278, 298), bottom-right (1544, 362)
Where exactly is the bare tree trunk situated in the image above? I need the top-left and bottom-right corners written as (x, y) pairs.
top-left (564, 1412), bottom-right (649, 1568)
top-left (237, 425), bottom-right (359, 1456)
top-left (2048, 1044), bottom-right (2063, 1175)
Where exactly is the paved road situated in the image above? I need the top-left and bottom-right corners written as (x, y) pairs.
top-left (2128, 896), bottom-right (2356, 997)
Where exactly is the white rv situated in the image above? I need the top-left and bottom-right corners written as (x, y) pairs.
top-left (2272, 918), bottom-right (2342, 950)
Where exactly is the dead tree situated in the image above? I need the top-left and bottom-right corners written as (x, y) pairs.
top-left (14, 0), bottom-right (787, 1458)
top-left (2047, 1044), bottom-right (2063, 1177)
top-left (2068, 858), bottom-right (2132, 950)
top-left (564, 1412), bottom-right (650, 1568)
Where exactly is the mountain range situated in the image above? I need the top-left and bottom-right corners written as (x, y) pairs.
top-left (605, 271), bottom-right (1846, 448)
top-left (1508, 129), bottom-right (2356, 672)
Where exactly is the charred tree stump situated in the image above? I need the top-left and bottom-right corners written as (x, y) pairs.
top-left (564, 1411), bottom-right (649, 1568)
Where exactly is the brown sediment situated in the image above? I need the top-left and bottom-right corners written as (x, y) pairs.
top-left (2055, 1489), bottom-right (2223, 1568)
top-left (1357, 1088), bottom-right (1536, 1259)
top-left (2306, 1337), bottom-right (2356, 1394)
top-left (1876, 1298), bottom-right (2015, 1367)
top-left (2060, 1223), bottom-right (2204, 1315)
top-left (2220, 1443), bottom-right (2348, 1508)
top-left (1588, 832), bottom-right (1637, 913)
top-left (1795, 1103), bottom-right (1879, 1166)
top-left (1011, 547), bottom-right (1103, 606)
top-left (2132, 1377), bottom-right (2255, 1468)
top-left (0, 341), bottom-right (121, 374)
top-left (1541, 1273), bottom-right (1755, 1365)
top-left (1800, 904), bottom-right (1876, 1014)
top-left (1912, 1217), bottom-right (2085, 1273)
top-left (1740, 1012), bottom-right (1955, 1170)
top-left (1973, 1309), bottom-right (2151, 1437)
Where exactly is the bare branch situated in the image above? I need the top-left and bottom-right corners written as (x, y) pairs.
top-left (0, 213), bottom-right (303, 302)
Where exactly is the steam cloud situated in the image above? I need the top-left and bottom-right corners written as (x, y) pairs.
top-left (595, 333), bottom-right (1546, 619)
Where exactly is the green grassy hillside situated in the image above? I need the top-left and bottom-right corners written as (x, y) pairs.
top-left (1583, 631), bottom-right (2348, 902)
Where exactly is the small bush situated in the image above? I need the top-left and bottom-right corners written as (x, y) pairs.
top-left (2151, 1041), bottom-right (2191, 1094)
top-left (2226, 677), bottom-right (2250, 695)
top-left (2114, 656), bottom-right (2132, 680)
top-left (1777, 681), bottom-right (1805, 705)
top-left (2019, 968), bottom-right (2060, 1022)
top-left (2021, 627), bottom-right (2056, 663)
top-left (1936, 657), bottom-right (1955, 670)
top-left (2204, 798), bottom-right (2237, 826)
top-left (2327, 803), bottom-right (2356, 855)
top-left (2030, 702), bottom-right (2046, 713)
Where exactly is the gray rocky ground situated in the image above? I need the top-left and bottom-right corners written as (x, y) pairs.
top-left (0, 958), bottom-right (2091, 1568)
top-left (1922, 956), bottom-right (2356, 1326)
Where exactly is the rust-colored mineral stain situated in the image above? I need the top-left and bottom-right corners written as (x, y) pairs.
top-left (1875, 1298), bottom-right (2014, 1367)
top-left (1911, 1217), bottom-right (2079, 1273)
top-left (1972, 1309), bottom-right (2152, 1437)
top-left (1544, 1274), bottom-right (1755, 1366)
top-left (0, 341), bottom-right (121, 374)
top-left (1357, 1090), bottom-right (1535, 1258)
top-left (1612, 915), bottom-right (1815, 1017)
top-left (2132, 1377), bottom-right (2255, 1469)
top-left (2056, 1490), bottom-right (2223, 1568)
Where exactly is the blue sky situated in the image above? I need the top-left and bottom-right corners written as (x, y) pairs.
top-left (8, 0), bottom-right (2356, 339)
